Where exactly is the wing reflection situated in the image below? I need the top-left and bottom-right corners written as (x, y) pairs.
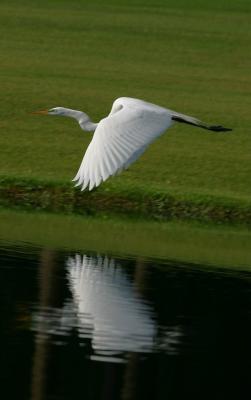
top-left (66, 254), bottom-right (156, 355)
top-left (32, 253), bottom-right (182, 359)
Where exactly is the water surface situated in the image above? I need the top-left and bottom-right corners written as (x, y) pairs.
top-left (0, 241), bottom-right (251, 399)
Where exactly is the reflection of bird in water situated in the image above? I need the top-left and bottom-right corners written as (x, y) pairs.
top-left (66, 254), bottom-right (156, 356)
top-left (32, 253), bottom-right (182, 360)
top-left (32, 97), bottom-right (231, 190)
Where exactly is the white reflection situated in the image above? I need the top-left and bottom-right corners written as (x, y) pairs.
top-left (32, 253), bottom-right (182, 358)
top-left (66, 254), bottom-right (156, 355)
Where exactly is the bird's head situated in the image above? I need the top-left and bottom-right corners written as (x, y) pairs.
top-left (31, 106), bottom-right (96, 130)
top-left (32, 107), bottom-right (68, 116)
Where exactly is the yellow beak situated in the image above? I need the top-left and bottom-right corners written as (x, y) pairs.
top-left (31, 110), bottom-right (49, 115)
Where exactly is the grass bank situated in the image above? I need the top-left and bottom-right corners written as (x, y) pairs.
top-left (1, 176), bottom-right (251, 224)
top-left (0, 0), bottom-right (250, 221)
top-left (0, 208), bottom-right (251, 271)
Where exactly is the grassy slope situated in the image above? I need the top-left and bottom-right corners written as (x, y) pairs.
top-left (0, 0), bottom-right (251, 210)
top-left (0, 208), bottom-right (251, 270)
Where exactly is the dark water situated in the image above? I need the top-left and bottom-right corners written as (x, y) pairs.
top-left (0, 242), bottom-right (251, 400)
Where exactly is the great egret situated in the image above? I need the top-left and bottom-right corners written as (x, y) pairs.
top-left (33, 97), bottom-right (232, 191)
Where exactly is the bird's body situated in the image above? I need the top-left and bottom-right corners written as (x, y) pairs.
top-left (33, 97), bottom-right (231, 191)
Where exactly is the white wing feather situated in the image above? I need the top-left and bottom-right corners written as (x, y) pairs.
top-left (73, 97), bottom-right (173, 190)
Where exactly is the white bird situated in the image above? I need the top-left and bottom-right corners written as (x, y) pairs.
top-left (33, 97), bottom-right (231, 191)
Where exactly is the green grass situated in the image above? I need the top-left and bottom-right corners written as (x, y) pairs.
top-left (0, 208), bottom-right (251, 271)
top-left (0, 0), bottom-right (251, 214)
top-left (1, 176), bottom-right (251, 223)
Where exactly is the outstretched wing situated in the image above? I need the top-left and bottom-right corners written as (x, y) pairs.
top-left (170, 110), bottom-right (232, 132)
top-left (73, 98), bottom-right (173, 191)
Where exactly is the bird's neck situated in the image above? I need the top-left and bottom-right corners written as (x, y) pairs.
top-left (63, 108), bottom-right (98, 132)
top-left (79, 119), bottom-right (99, 132)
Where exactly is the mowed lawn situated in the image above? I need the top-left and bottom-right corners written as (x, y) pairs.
top-left (0, 0), bottom-right (250, 204)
